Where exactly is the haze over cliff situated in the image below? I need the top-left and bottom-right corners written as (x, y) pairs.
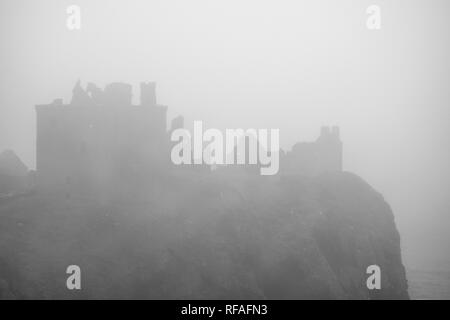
top-left (0, 169), bottom-right (408, 299)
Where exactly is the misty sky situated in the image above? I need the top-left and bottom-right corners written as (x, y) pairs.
top-left (1, 0), bottom-right (449, 270)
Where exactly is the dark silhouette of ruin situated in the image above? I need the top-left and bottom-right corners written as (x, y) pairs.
top-left (281, 126), bottom-right (343, 175)
top-left (36, 81), bottom-right (171, 195)
top-left (35, 81), bottom-right (343, 195)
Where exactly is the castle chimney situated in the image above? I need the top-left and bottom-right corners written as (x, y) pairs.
top-left (331, 126), bottom-right (340, 139)
top-left (140, 82), bottom-right (157, 106)
top-left (320, 126), bottom-right (330, 137)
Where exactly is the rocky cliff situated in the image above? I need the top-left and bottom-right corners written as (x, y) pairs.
top-left (0, 150), bottom-right (30, 196)
top-left (0, 171), bottom-right (408, 299)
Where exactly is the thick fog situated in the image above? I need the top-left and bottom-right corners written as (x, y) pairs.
top-left (1, 0), bottom-right (449, 272)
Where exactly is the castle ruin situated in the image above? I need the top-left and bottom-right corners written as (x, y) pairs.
top-left (35, 81), bottom-right (343, 195)
top-left (281, 126), bottom-right (343, 175)
top-left (35, 81), bottom-right (170, 195)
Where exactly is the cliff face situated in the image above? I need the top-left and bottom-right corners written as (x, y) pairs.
top-left (0, 171), bottom-right (408, 299)
top-left (0, 150), bottom-right (30, 196)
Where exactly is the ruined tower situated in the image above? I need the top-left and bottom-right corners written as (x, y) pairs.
top-left (35, 81), bottom-right (169, 195)
top-left (282, 126), bottom-right (343, 175)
